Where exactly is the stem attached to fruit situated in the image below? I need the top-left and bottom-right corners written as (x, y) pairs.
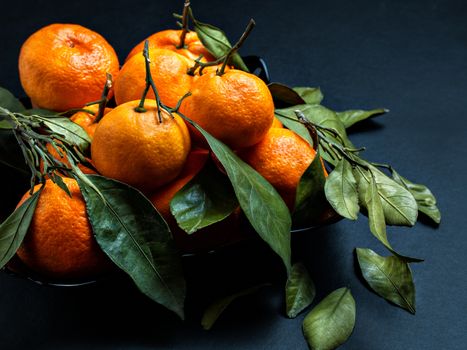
top-left (135, 40), bottom-right (163, 123)
top-left (187, 55), bottom-right (224, 76)
top-left (84, 72), bottom-right (112, 123)
top-left (95, 73), bottom-right (112, 123)
top-left (177, 0), bottom-right (191, 49)
top-left (217, 19), bottom-right (256, 76)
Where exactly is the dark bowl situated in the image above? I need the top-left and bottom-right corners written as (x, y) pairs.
top-left (2, 55), bottom-right (342, 287)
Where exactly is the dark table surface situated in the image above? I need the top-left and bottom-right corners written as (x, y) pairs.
top-left (1, 0), bottom-right (466, 349)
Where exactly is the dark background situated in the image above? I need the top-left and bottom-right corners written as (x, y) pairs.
top-left (1, 0), bottom-right (466, 349)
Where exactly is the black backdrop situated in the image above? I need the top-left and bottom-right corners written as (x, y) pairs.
top-left (1, 0), bottom-right (467, 349)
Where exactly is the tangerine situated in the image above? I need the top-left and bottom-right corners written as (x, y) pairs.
top-left (239, 128), bottom-right (318, 209)
top-left (180, 69), bottom-right (274, 149)
top-left (91, 100), bottom-right (191, 192)
top-left (16, 178), bottom-right (111, 279)
top-left (114, 48), bottom-right (192, 108)
top-left (19, 23), bottom-right (119, 111)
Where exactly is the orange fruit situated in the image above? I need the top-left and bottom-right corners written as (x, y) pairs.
top-left (271, 117), bottom-right (283, 128)
top-left (149, 150), bottom-right (246, 254)
top-left (16, 178), bottom-right (111, 279)
top-left (70, 104), bottom-right (112, 140)
top-left (126, 29), bottom-right (214, 62)
top-left (150, 148), bottom-right (210, 219)
top-left (114, 48), bottom-right (193, 108)
top-left (91, 99), bottom-right (191, 192)
top-left (19, 23), bottom-right (119, 112)
top-left (180, 69), bottom-right (274, 149)
top-left (238, 128), bottom-right (318, 209)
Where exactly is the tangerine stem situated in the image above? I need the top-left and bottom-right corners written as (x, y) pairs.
top-left (177, 0), bottom-right (191, 49)
top-left (136, 40), bottom-right (163, 122)
top-left (94, 73), bottom-right (113, 123)
top-left (217, 19), bottom-right (256, 76)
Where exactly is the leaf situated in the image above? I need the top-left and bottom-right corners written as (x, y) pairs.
top-left (76, 174), bottom-right (186, 319)
top-left (359, 169), bottom-right (422, 262)
top-left (268, 82), bottom-right (306, 107)
top-left (181, 114), bottom-right (292, 274)
top-left (286, 263), bottom-right (316, 318)
top-left (302, 287), bottom-right (356, 350)
top-left (356, 165), bottom-right (418, 226)
top-left (324, 159), bottom-right (359, 220)
top-left (201, 284), bottom-right (269, 330)
top-left (0, 87), bottom-right (25, 113)
top-left (392, 170), bottom-right (440, 224)
top-left (170, 161), bottom-right (238, 234)
top-left (337, 108), bottom-right (387, 129)
top-left (293, 87), bottom-right (323, 105)
top-left (356, 248), bottom-right (416, 314)
top-left (365, 173), bottom-right (392, 249)
top-left (190, 11), bottom-right (249, 71)
top-left (293, 145), bottom-right (327, 227)
top-left (39, 116), bottom-right (91, 152)
top-left (0, 118), bottom-right (12, 130)
top-left (0, 189), bottom-right (41, 268)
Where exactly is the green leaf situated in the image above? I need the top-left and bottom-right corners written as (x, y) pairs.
top-left (359, 169), bottom-right (422, 262)
top-left (356, 248), bottom-right (416, 314)
top-left (337, 108), bottom-right (387, 129)
top-left (170, 161), bottom-right (238, 234)
top-left (0, 118), bottom-right (12, 130)
top-left (0, 189), bottom-right (41, 268)
top-left (190, 11), bottom-right (249, 71)
top-left (76, 174), bottom-right (186, 319)
top-left (392, 170), bottom-right (440, 224)
top-left (201, 284), bottom-right (269, 330)
top-left (181, 114), bottom-right (292, 274)
top-left (302, 287), bottom-right (356, 350)
top-left (324, 159), bottom-right (359, 220)
top-left (268, 82), bottom-right (306, 106)
top-left (286, 263), bottom-right (316, 318)
top-left (39, 116), bottom-right (90, 152)
top-left (293, 145), bottom-right (327, 227)
top-left (365, 173), bottom-right (390, 247)
top-left (356, 165), bottom-right (418, 226)
top-left (293, 87), bottom-right (323, 105)
top-left (0, 87), bottom-right (25, 113)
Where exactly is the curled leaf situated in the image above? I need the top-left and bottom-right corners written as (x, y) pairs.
top-left (286, 263), bottom-right (316, 318)
top-left (170, 161), bottom-right (238, 234)
top-left (0, 189), bottom-right (41, 268)
top-left (391, 170), bottom-right (440, 224)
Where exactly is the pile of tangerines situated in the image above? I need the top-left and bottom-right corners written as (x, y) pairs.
top-left (15, 21), bottom-right (320, 281)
